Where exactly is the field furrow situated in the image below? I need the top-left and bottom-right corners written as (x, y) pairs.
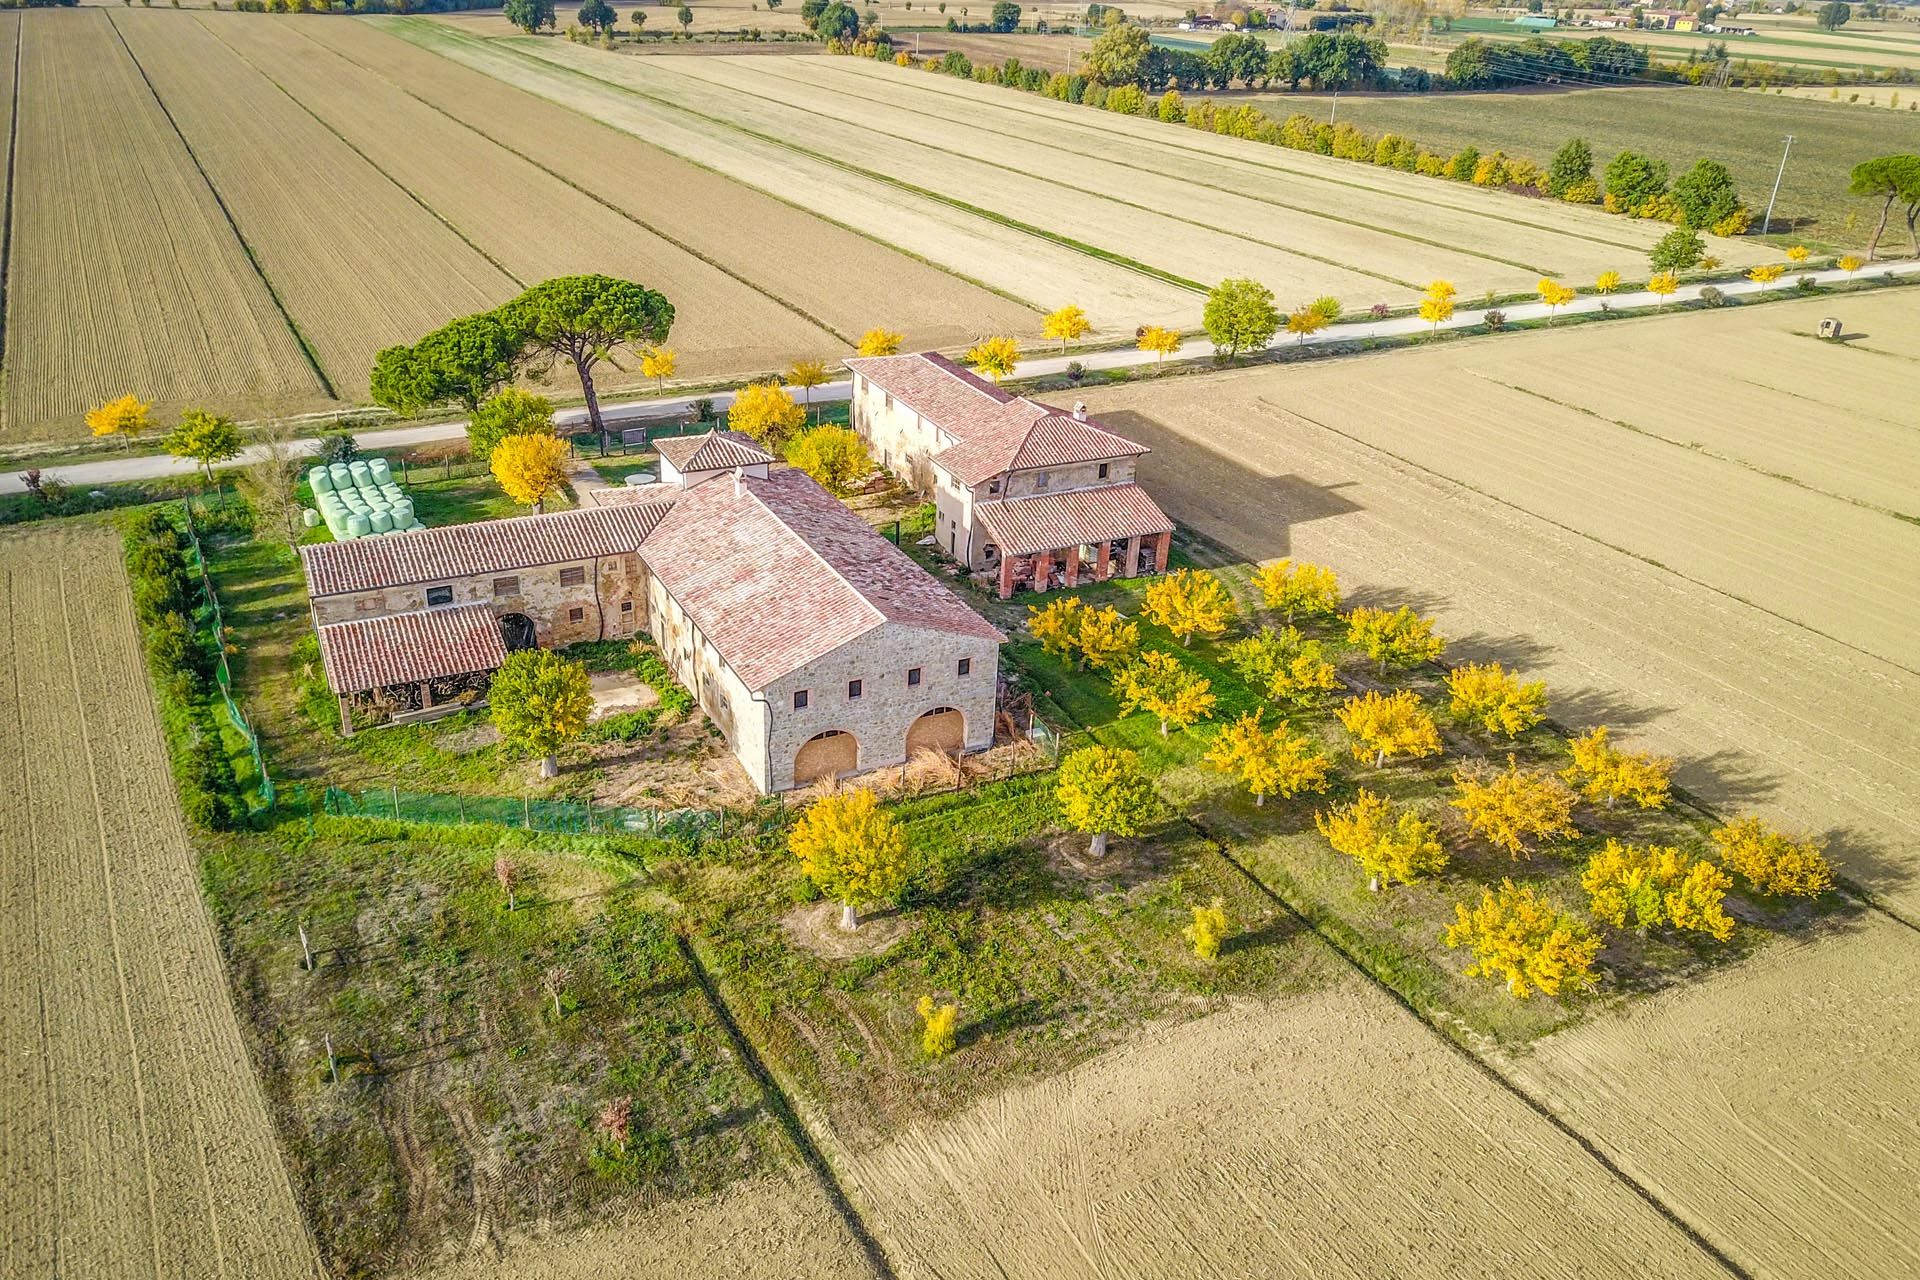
top-left (2, 9), bottom-right (325, 443)
top-left (204, 15), bottom-right (836, 380)
top-left (0, 528), bottom-right (320, 1280)
top-left (0, 12), bottom-right (16, 355)
top-left (297, 16), bottom-right (1038, 353)
top-left (383, 20), bottom-right (1197, 326)
top-left (112, 8), bottom-right (517, 402)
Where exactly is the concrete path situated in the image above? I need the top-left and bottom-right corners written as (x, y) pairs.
top-left (6, 260), bottom-right (1911, 497)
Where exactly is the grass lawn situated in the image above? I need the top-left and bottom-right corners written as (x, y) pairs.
top-left (1200, 84), bottom-right (1900, 248)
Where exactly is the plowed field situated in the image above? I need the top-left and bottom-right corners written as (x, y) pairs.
top-left (0, 527), bottom-right (320, 1280)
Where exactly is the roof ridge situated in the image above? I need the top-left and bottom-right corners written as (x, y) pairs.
top-left (747, 472), bottom-right (889, 633)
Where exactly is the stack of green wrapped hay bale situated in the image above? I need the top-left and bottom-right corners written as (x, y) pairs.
top-left (305, 458), bottom-right (422, 540)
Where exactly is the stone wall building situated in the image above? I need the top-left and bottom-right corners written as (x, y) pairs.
top-left (844, 351), bottom-right (1176, 598)
top-left (298, 430), bottom-right (1004, 792)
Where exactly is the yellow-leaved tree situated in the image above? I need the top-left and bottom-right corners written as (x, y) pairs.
top-left (1285, 306), bottom-right (1328, 344)
top-left (915, 995), bottom-right (958, 1058)
top-left (783, 426), bottom-right (874, 495)
top-left (1316, 788), bottom-right (1447, 891)
top-left (1709, 816), bottom-right (1834, 898)
top-left (1838, 254), bottom-right (1865, 276)
top-left (1251, 558), bottom-right (1340, 623)
top-left (1028, 596), bottom-right (1089, 661)
top-left (1445, 662), bottom-right (1547, 738)
top-left (1563, 726), bottom-right (1672, 811)
top-left (1449, 756), bottom-right (1579, 858)
top-left (1648, 271), bottom-right (1679, 303)
top-left (86, 394), bottom-right (151, 449)
top-left (728, 379), bottom-right (807, 446)
top-left (1137, 324), bottom-right (1181, 365)
top-left (1595, 270), bottom-right (1622, 294)
top-left (1444, 879), bottom-right (1599, 999)
top-left (1056, 744), bottom-right (1157, 857)
top-left (1226, 625), bottom-right (1341, 709)
top-left (1536, 277), bottom-right (1576, 323)
top-left (1204, 712), bottom-right (1332, 807)
top-left (965, 335), bottom-right (1022, 382)
top-left (1336, 689), bottom-right (1442, 768)
top-left (787, 358), bottom-right (830, 423)
top-left (1113, 651), bottom-right (1216, 736)
top-left (1747, 263), bottom-right (1785, 290)
top-left (1041, 304), bottom-right (1092, 352)
top-left (789, 787), bottom-right (909, 932)
top-left (1076, 604), bottom-right (1141, 673)
top-left (491, 432), bottom-right (572, 513)
top-left (1581, 840), bottom-right (1734, 941)
top-left (640, 345), bottom-right (677, 395)
top-left (856, 327), bottom-right (904, 357)
top-left (1141, 567), bottom-right (1236, 647)
top-left (1344, 605), bottom-right (1445, 673)
top-left (1418, 279), bottom-right (1456, 333)
top-left (1786, 244), bottom-right (1811, 263)
top-left (488, 648), bottom-right (594, 778)
top-left (1183, 899), bottom-right (1230, 961)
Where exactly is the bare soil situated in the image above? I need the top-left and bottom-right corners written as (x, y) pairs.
top-left (780, 899), bottom-right (916, 959)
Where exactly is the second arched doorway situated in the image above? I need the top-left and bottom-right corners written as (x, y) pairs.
top-left (905, 706), bottom-right (965, 758)
top-left (795, 729), bottom-right (859, 786)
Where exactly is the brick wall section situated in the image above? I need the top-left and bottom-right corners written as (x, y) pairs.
top-left (309, 552), bottom-right (645, 649)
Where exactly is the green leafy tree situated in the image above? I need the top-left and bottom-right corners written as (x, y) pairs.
top-left (1203, 277), bottom-right (1280, 359)
top-left (468, 387), bottom-right (556, 459)
top-left (678, 3), bottom-right (694, 30)
top-left (812, 0), bottom-right (857, 34)
top-left (489, 649), bottom-right (593, 778)
top-left (1083, 20), bottom-right (1150, 84)
top-left (1815, 0), bottom-right (1850, 28)
top-left (1649, 226), bottom-right (1706, 273)
top-left (1547, 137), bottom-right (1592, 199)
top-left (1603, 149), bottom-right (1668, 207)
top-left (164, 410), bottom-right (243, 485)
top-left (1209, 32), bottom-right (1269, 87)
top-left (989, 0), bottom-right (1020, 30)
top-left (1056, 745), bottom-right (1157, 857)
top-left (503, 0), bottom-right (556, 31)
top-left (503, 275), bottom-right (674, 451)
top-left (578, 0), bottom-right (616, 31)
top-left (1672, 159), bottom-right (1742, 231)
top-left (1849, 154), bottom-right (1920, 259)
top-left (370, 311), bottom-right (523, 416)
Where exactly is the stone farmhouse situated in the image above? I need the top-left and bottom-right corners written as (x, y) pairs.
top-left (299, 430), bottom-right (1005, 793)
top-left (844, 351), bottom-right (1175, 599)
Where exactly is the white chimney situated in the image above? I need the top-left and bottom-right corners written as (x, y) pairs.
top-left (1072, 401), bottom-right (1087, 421)
top-left (732, 465), bottom-right (743, 496)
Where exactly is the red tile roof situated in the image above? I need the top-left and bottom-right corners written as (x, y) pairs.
top-left (974, 483), bottom-right (1174, 558)
top-left (301, 503), bottom-right (673, 598)
top-left (640, 470), bottom-right (1003, 689)
top-left (844, 351), bottom-right (1149, 485)
top-left (655, 429), bottom-right (772, 474)
top-left (316, 604), bottom-right (507, 694)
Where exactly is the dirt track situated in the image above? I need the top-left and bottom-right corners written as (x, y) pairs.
top-left (835, 983), bottom-right (1727, 1279)
top-left (1083, 291), bottom-right (1920, 915)
top-left (0, 528), bottom-right (320, 1279)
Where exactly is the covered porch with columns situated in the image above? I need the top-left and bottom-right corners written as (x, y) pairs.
top-left (977, 483), bottom-right (1176, 601)
top-left (315, 604), bottom-right (510, 737)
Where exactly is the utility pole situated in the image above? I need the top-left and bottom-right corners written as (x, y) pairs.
top-left (1763, 134), bottom-right (1793, 236)
top-left (1329, 88), bottom-right (1339, 125)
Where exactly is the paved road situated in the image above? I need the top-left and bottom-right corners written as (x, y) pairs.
top-left (7, 260), bottom-right (1911, 496)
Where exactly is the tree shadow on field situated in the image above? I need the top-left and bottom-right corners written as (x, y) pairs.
top-left (1816, 823), bottom-right (1919, 910)
top-left (1544, 681), bottom-right (1672, 734)
top-left (955, 998), bottom-right (1048, 1051)
top-left (1674, 747), bottom-right (1786, 815)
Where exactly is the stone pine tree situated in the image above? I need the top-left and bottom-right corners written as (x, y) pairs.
top-left (1057, 745), bottom-right (1156, 857)
top-left (370, 311), bottom-right (524, 416)
top-left (489, 649), bottom-right (593, 778)
top-left (502, 275), bottom-right (675, 452)
top-left (788, 788), bottom-right (909, 932)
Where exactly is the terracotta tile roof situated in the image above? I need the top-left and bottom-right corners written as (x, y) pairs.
top-left (843, 351), bottom-right (1149, 485)
top-left (316, 604), bottom-right (507, 694)
top-left (974, 483), bottom-right (1175, 558)
top-left (654, 429), bottom-right (772, 474)
top-left (586, 483), bottom-right (681, 509)
top-left (640, 470), bottom-right (1003, 690)
top-left (300, 503), bottom-right (673, 598)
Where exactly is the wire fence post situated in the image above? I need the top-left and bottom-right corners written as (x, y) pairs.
top-left (391, 785), bottom-right (400, 820)
top-left (523, 796), bottom-right (532, 829)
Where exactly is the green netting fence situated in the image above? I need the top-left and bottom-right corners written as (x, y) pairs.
top-left (181, 502), bottom-right (274, 810)
top-left (278, 782), bottom-right (728, 841)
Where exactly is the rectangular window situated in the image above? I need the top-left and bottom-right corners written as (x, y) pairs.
top-left (621, 600), bottom-right (633, 613)
top-left (492, 576), bottom-right (520, 597)
top-left (568, 607), bottom-right (584, 622)
top-left (425, 585), bottom-right (453, 607)
top-left (560, 566), bottom-right (587, 587)
top-left (884, 392), bottom-right (894, 412)
top-left (848, 679), bottom-right (863, 700)
top-left (988, 479), bottom-right (1002, 495)
top-left (794, 689), bottom-right (809, 710)
top-left (1098, 462), bottom-right (1110, 479)
top-left (907, 667), bottom-right (922, 688)
top-left (958, 657), bottom-right (972, 677)
top-left (1035, 472), bottom-right (1051, 490)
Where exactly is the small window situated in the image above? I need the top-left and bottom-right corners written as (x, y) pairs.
top-left (568, 607), bottom-right (584, 623)
top-left (907, 667), bottom-right (922, 688)
top-left (560, 566), bottom-right (587, 587)
top-left (492, 576), bottom-right (520, 597)
top-left (1097, 462), bottom-right (1110, 480)
top-left (884, 392), bottom-right (894, 412)
top-left (988, 479), bottom-right (1002, 495)
top-left (794, 689), bottom-right (809, 710)
top-left (958, 657), bottom-right (972, 677)
top-left (848, 679), bottom-right (863, 700)
top-left (1035, 472), bottom-right (1051, 490)
top-left (425, 585), bottom-right (453, 607)
top-left (620, 600), bottom-right (633, 613)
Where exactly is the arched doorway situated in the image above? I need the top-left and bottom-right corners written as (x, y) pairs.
top-left (905, 707), bottom-right (965, 757)
top-left (499, 613), bottom-right (537, 651)
top-left (794, 729), bottom-right (859, 786)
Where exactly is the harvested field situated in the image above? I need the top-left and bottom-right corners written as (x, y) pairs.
top-left (112, 8), bottom-right (515, 402)
top-left (294, 16), bottom-right (1034, 354)
top-left (201, 14), bottom-right (837, 379)
top-left (1082, 290), bottom-right (1920, 913)
top-left (837, 983), bottom-right (1728, 1279)
top-left (2, 10), bottom-right (326, 441)
top-left (0, 527), bottom-right (320, 1279)
top-left (1510, 914), bottom-right (1920, 1279)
